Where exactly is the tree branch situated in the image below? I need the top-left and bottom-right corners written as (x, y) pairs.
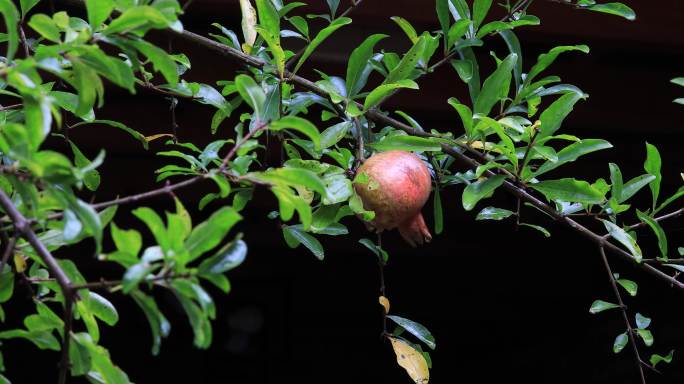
top-left (54, 0), bottom-right (684, 292)
top-left (598, 245), bottom-right (646, 384)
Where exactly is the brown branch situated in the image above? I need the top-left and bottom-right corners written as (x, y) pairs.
top-left (0, 189), bottom-right (76, 384)
top-left (0, 190), bottom-right (72, 294)
top-left (57, 299), bottom-right (74, 384)
top-left (598, 246), bottom-right (646, 384)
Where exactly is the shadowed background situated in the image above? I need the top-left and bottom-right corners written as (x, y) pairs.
top-left (4, 1), bottom-right (684, 383)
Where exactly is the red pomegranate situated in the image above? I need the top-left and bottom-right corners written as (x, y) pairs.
top-left (353, 150), bottom-right (433, 247)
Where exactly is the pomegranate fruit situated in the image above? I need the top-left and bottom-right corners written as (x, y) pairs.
top-left (353, 150), bottom-right (433, 247)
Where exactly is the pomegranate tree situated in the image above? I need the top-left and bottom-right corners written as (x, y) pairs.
top-left (353, 150), bottom-right (433, 247)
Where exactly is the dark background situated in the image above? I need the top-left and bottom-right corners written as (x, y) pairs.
top-left (5, 0), bottom-right (684, 383)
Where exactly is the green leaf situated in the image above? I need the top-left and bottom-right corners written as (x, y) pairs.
top-left (87, 292), bottom-right (119, 326)
top-left (103, 5), bottom-right (169, 34)
top-left (520, 223), bottom-right (551, 237)
top-left (650, 351), bottom-right (674, 367)
top-left (235, 74), bottom-right (266, 121)
top-left (613, 332), bottom-right (628, 353)
top-left (391, 16), bottom-right (418, 43)
top-left (71, 120), bottom-right (148, 149)
top-left (0, 0), bottom-right (19, 62)
top-left (655, 185), bottom-right (684, 214)
top-left (462, 175), bottom-right (506, 211)
top-left (19, 0), bottom-right (39, 18)
top-left (636, 329), bottom-right (653, 347)
top-left (446, 19), bottom-right (472, 50)
top-left (526, 45), bottom-right (590, 85)
top-left (472, 0), bottom-right (492, 29)
top-left (122, 262), bottom-right (154, 294)
top-left (72, 333), bottom-right (132, 383)
top-left (270, 116), bottom-right (321, 150)
top-left (589, 299), bottom-right (619, 314)
top-left (320, 120), bottom-right (352, 148)
top-left (586, 2), bottom-right (636, 20)
top-left (184, 207), bottom-right (242, 264)
top-left (0, 329), bottom-right (60, 351)
top-left (346, 34), bottom-right (388, 96)
top-left (282, 225), bottom-right (324, 260)
top-left (131, 290), bottom-right (170, 355)
top-left (349, 192), bottom-right (375, 222)
top-left (175, 292), bottom-right (212, 349)
top-left (69, 142), bottom-right (101, 191)
top-left (130, 39), bottom-right (179, 86)
top-left (85, 0), bottom-right (114, 29)
top-left (474, 53), bottom-right (516, 116)
top-left (617, 278), bottom-right (637, 296)
top-left (531, 178), bottom-right (605, 204)
top-left (28, 14), bottom-right (60, 42)
top-left (132, 207), bottom-right (169, 252)
top-left (447, 98), bottom-right (473, 137)
top-left (644, 142), bottom-right (661, 210)
top-left (476, 206), bottom-right (514, 221)
top-left (72, 58), bottom-right (103, 116)
top-left (539, 92), bottom-right (583, 137)
top-left (385, 36), bottom-right (426, 84)
top-left (636, 210), bottom-right (667, 259)
top-left (433, 188), bottom-right (443, 235)
top-left (255, 0), bottom-right (280, 37)
top-left (256, 25), bottom-right (286, 76)
top-left (532, 139), bottom-right (612, 178)
top-left (609, 163), bottom-right (623, 203)
top-left (364, 80), bottom-right (418, 111)
top-left (370, 135), bottom-right (441, 152)
top-left (0, 268), bottom-right (14, 303)
top-left (293, 17), bottom-right (352, 74)
top-left (253, 167), bottom-right (328, 196)
top-left (635, 313), bottom-right (651, 329)
top-left (601, 220), bottom-right (642, 262)
top-left (620, 174), bottom-right (655, 203)
top-left (387, 315), bottom-right (436, 350)
top-left (198, 238), bottom-right (247, 275)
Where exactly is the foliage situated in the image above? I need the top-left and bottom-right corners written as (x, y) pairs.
top-left (0, 0), bottom-right (679, 383)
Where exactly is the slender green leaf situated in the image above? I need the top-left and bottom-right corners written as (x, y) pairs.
top-left (601, 220), bottom-right (642, 262)
top-left (387, 315), bottom-right (436, 350)
top-left (586, 2), bottom-right (636, 20)
top-left (531, 178), bottom-right (605, 204)
top-left (293, 18), bottom-right (351, 74)
top-left (589, 299), bottom-right (619, 314)
top-left (613, 332), bottom-right (628, 353)
top-left (474, 53), bottom-right (516, 116)
top-left (462, 175), bottom-right (506, 211)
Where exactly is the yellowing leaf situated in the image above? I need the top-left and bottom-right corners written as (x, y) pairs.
top-left (13, 253), bottom-right (26, 273)
top-left (239, 0), bottom-right (257, 51)
top-left (389, 337), bottom-right (430, 384)
top-left (379, 295), bottom-right (390, 314)
top-left (145, 133), bottom-right (174, 143)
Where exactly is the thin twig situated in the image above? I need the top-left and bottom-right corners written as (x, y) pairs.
top-left (628, 207), bottom-right (684, 231)
top-left (71, 272), bottom-right (193, 291)
top-left (598, 246), bottom-right (646, 384)
top-left (377, 233), bottom-right (387, 337)
top-left (0, 232), bottom-right (17, 274)
top-left (57, 298), bottom-right (74, 384)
